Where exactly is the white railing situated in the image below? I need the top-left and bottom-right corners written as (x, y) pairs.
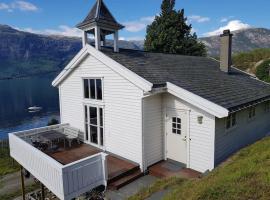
top-left (9, 125), bottom-right (108, 200)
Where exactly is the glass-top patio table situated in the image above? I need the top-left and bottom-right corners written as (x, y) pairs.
top-left (38, 130), bottom-right (67, 149)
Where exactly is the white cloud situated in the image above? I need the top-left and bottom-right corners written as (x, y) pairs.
top-left (12, 1), bottom-right (38, 11)
top-left (0, 3), bottom-right (9, 10)
top-left (189, 15), bottom-right (210, 23)
top-left (204, 20), bottom-right (251, 36)
top-left (123, 16), bottom-right (155, 32)
top-left (18, 25), bottom-right (82, 37)
top-left (0, 1), bottom-right (38, 12)
top-left (220, 16), bottom-right (234, 23)
top-left (120, 36), bottom-right (145, 41)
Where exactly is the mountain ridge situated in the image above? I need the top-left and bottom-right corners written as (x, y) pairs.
top-left (0, 25), bottom-right (270, 79)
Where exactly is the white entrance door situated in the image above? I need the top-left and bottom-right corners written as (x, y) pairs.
top-left (166, 109), bottom-right (188, 165)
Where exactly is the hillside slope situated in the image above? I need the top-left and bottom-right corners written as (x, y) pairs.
top-left (1, 25), bottom-right (270, 79)
top-left (200, 28), bottom-right (270, 56)
top-left (130, 136), bottom-right (270, 200)
top-left (0, 25), bottom-right (141, 79)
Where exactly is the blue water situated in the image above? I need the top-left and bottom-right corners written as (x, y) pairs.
top-left (0, 75), bottom-right (60, 139)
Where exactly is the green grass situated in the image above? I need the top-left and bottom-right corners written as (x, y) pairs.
top-left (0, 183), bottom-right (40, 200)
top-left (0, 147), bottom-right (20, 178)
top-left (127, 177), bottom-right (186, 200)
top-left (130, 137), bottom-right (270, 200)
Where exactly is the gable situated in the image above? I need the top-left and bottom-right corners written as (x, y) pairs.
top-left (52, 45), bottom-right (153, 92)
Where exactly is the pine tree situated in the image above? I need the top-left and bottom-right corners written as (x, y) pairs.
top-left (144, 0), bottom-right (206, 56)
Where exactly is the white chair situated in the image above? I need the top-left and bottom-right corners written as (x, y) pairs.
top-left (63, 127), bottom-right (80, 147)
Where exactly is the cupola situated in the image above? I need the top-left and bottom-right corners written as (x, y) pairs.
top-left (76, 0), bottom-right (124, 52)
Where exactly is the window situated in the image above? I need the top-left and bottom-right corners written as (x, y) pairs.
top-left (84, 105), bottom-right (104, 146)
top-left (264, 101), bottom-right (270, 113)
top-left (172, 117), bottom-right (181, 135)
top-left (248, 106), bottom-right (256, 119)
top-left (226, 113), bottom-right (237, 129)
top-left (83, 78), bottom-right (103, 100)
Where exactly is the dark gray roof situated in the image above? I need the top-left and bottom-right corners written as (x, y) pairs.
top-left (101, 47), bottom-right (270, 112)
top-left (77, 0), bottom-right (124, 30)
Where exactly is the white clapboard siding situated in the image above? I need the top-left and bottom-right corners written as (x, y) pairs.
top-left (143, 94), bottom-right (163, 168)
top-left (215, 102), bottom-right (270, 165)
top-left (163, 94), bottom-right (215, 173)
top-left (59, 54), bottom-right (144, 166)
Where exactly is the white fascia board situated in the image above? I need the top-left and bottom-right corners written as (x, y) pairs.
top-left (167, 82), bottom-right (229, 118)
top-left (52, 46), bottom-right (89, 87)
top-left (86, 44), bottom-right (153, 92)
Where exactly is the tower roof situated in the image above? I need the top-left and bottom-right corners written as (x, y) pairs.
top-left (76, 0), bottom-right (124, 31)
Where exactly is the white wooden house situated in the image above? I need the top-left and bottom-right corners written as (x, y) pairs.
top-left (9, 0), bottom-right (270, 199)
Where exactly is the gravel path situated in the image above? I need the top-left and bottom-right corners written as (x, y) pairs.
top-left (0, 172), bottom-right (35, 196)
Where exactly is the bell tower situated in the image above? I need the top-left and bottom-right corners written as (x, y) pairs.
top-left (76, 0), bottom-right (124, 52)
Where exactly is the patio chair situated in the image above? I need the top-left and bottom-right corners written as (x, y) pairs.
top-left (63, 127), bottom-right (80, 147)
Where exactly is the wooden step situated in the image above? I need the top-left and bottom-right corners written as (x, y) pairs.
top-left (108, 170), bottom-right (143, 190)
top-left (108, 165), bottom-right (140, 184)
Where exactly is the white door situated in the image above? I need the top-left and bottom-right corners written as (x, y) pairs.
top-left (166, 109), bottom-right (188, 165)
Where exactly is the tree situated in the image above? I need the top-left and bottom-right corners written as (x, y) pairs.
top-left (144, 0), bottom-right (206, 56)
top-left (47, 118), bottom-right (59, 126)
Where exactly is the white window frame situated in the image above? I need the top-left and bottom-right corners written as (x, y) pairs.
top-left (82, 77), bottom-right (104, 102)
top-left (83, 103), bottom-right (105, 149)
top-left (225, 113), bottom-right (237, 131)
top-left (172, 117), bottom-right (182, 135)
top-left (264, 101), bottom-right (270, 113)
top-left (248, 106), bottom-right (256, 121)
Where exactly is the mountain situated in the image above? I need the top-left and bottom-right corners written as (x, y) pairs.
top-left (0, 25), bottom-right (141, 79)
top-left (200, 28), bottom-right (270, 56)
top-left (1, 25), bottom-right (270, 79)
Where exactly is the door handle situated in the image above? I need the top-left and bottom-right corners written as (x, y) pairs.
top-left (182, 136), bottom-right (187, 141)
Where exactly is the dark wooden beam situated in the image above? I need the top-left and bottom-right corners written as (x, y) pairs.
top-left (41, 183), bottom-right (45, 200)
top-left (20, 166), bottom-right (26, 200)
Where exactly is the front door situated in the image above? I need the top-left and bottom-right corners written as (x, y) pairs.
top-left (166, 109), bottom-right (188, 165)
top-left (84, 105), bottom-right (104, 148)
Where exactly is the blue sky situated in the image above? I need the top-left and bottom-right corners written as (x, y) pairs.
top-left (0, 0), bottom-right (269, 40)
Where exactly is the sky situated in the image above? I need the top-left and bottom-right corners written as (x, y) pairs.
top-left (0, 0), bottom-right (270, 40)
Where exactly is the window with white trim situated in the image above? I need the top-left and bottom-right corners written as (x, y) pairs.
top-left (84, 105), bottom-right (104, 146)
top-left (226, 113), bottom-right (237, 129)
top-left (172, 117), bottom-right (181, 135)
top-left (83, 78), bottom-right (103, 100)
top-left (264, 101), bottom-right (270, 113)
top-left (248, 106), bottom-right (256, 119)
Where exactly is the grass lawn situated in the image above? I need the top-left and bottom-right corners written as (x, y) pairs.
top-left (129, 136), bottom-right (270, 200)
top-left (0, 147), bottom-right (20, 178)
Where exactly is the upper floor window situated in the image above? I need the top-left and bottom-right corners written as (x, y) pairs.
top-left (264, 101), bottom-right (270, 113)
top-left (84, 78), bottom-right (103, 100)
top-left (248, 106), bottom-right (256, 119)
top-left (226, 113), bottom-right (237, 129)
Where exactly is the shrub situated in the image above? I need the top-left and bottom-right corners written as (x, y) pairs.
top-left (47, 118), bottom-right (59, 126)
top-left (256, 59), bottom-right (270, 83)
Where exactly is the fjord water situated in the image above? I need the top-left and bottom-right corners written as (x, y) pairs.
top-left (0, 75), bottom-right (60, 139)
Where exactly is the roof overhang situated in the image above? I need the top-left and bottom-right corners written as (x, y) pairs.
top-left (52, 44), bottom-right (153, 92)
top-left (166, 82), bottom-right (229, 118)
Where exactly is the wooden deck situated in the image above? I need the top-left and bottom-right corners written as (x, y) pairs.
top-left (149, 160), bottom-right (201, 179)
top-left (47, 143), bottom-right (141, 185)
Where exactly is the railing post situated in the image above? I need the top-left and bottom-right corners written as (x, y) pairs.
top-left (102, 153), bottom-right (108, 187)
top-left (20, 166), bottom-right (26, 200)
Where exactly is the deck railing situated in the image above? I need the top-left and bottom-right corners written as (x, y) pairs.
top-left (9, 124), bottom-right (108, 200)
